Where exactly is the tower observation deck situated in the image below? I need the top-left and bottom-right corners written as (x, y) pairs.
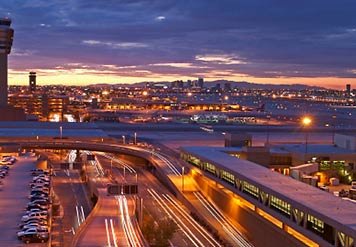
top-left (0, 17), bottom-right (14, 107)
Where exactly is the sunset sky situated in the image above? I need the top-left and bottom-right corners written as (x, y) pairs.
top-left (1, 0), bottom-right (356, 89)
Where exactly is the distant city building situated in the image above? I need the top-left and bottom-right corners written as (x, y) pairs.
top-left (29, 71), bottom-right (36, 91)
top-left (187, 80), bottom-right (193, 88)
top-left (9, 94), bottom-right (69, 121)
top-left (91, 98), bottom-right (98, 109)
top-left (213, 83), bottom-right (221, 92)
top-left (172, 80), bottom-right (184, 89)
top-left (170, 81), bottom-right (177, 88)
top-left (198, 78), bottom-right (204, 88)
top-left (177, 80), bottom-right (184, 89)
top-left (346, 84), bottom-right (351, 95)
top-left (224, 82), bottom-right (232, 92)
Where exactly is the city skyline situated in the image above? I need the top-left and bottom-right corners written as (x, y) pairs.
top-left (1, 1), bottom-right (356, 89)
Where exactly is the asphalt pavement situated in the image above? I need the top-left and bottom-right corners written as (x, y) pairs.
top-left (0, 153), bottom-right (46, 247)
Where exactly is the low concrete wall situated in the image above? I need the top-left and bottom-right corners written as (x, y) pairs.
top-left (70, 178), bottom-right (100, 247)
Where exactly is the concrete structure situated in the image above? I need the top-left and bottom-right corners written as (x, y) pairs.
top-left (181, 146), bottom-right (356, 247)
top-left (29, 71), bottom-right (36, 91)
top-left (346, 84), bottom-right (351, 96)
top-left (0, 18), bottom-right (26, 121)
top-left (0, 17), bottom-right (13, 107)
top-left (335, 134), bottom-right (356, 152)
top-left (197, 77), bottom-right (204, 88)
top-left (8, 94), bottom-right (69, 121)
top-left (224, 133), bottom-right (252, 147)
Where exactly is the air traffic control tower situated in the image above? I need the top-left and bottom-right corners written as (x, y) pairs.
top-left (0, 17), bottom-right (13, 107)
top-left (0, 18), bottom-right (25, 120)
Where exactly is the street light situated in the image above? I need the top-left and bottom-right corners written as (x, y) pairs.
top-left (266, 115), bottom-right (271, 145)
top-left (301, 116), bottom-right (312, 161)
top-left (134, 132), bottom-right (137, 145)
top-left (332, 115), bottom-right (337, 144)
top-left (182, 166), bottom-right (185, 192)
top-left (59, 126), bottom-right (63, 139)
top-left (302, 116), bottom-right (312, 126)
top-left (122, 135), bottom-right (126, 144)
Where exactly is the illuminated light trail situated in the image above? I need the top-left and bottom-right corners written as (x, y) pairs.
top-left (141, 149), bottom-right (181, 176)
top-left (163, 194), bottom-right (222, 247)
top-left (97, 152), bottom-right (136, 173)
top-left (110, 219), bottom-right (118, 247)
top-left (105, 218), bottom-right (112, 247)
top-left (117, 195), bottom-right (143, 247)
top-left (194, 192), bottom-right (253, 247)
top-left (80, 206), bottom-right (86, 223)
top-left (84, 151), bottom-right (105, 177)
top-left (147, 188), bottom-right (205, 247)
top-left (75, 205), bottom-right (81, 227)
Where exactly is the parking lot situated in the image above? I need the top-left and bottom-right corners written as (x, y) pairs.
top-left (0, 153), bottom-right (48, 246)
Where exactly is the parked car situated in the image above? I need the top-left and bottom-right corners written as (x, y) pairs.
top-left (18, 219), bottom-right (47, 229)
top-left (28, 199), bottom-right (49, 206)
top-left (25, 208), bottom-right (48, 215)
top-left (17, 229), bottom-right (49, 243)
top-left (26, 204), bottom-right (48, 211)
top-left (18, 233), bottom-right (49, 244)
top-left (21, 223), bottom-right (48, 231)
top-left (21, 212), bottom-right (48, 222)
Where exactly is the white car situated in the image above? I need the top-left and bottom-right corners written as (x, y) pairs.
top-left (21, 212), bottom-right (48, 222)
top-left (17, 228), bottom-right (49, 238)
top-left (21, 223), bottom-right (48, 231)
top-left (26, 208), bottom-right (48, 215)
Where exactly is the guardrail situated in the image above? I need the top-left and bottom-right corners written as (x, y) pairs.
top-left (70, 181), bottom-right (101, 247)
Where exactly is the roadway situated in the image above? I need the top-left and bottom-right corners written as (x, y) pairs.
top-left (51, 168), bottom-right (92, 246)
top-left (8, 139), bottom-right (254, 246)
top-left (0, 153), bottom-right (46, 247)
top-left (96, 154), bottom-right (221, 247)
top-left (73, 152), bottom-right (145, 247)
top-left (96, 152), bottom-right (252, 247)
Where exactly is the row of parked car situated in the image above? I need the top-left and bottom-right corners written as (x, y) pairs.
top-left (0, 156), bottom-right (16, 185)
top-left (17, 169), bottom-right (52, 244)
top-left (0, 155), bottom-right (17, 166)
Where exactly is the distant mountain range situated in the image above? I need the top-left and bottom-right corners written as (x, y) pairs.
top-left (92, 80), bottom-right (325, 90)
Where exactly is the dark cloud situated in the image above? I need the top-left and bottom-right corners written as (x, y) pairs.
top-left (2, 0), bottom-right (356, 81)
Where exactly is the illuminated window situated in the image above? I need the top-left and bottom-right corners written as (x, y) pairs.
top-left (307, 214), bottom-right (324, 234)
top-left (242, 181), bottom-right (259, 199)
top-left (221, 170), bottom-right (234, 185)
top-left (205, 162), bottom-right (216, 175)
top-left (270, 195), bottom-right (291, 216)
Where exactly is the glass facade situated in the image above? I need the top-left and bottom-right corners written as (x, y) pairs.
top-left (242, 181), bottom-right (259, 199)
top-left (270, 195), bottom-right (291, 217)
top-left (220, 170), bottom-right (235, 185)
top-left (182, 151), bottom-right (355, 246)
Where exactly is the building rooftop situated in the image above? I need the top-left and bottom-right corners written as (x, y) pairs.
top-left (273, 143), bottom-right (355, 154)
top-left (181, 146), bottom-right (356, 233)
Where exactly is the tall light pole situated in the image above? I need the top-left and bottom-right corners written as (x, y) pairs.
top-left (332, 115), bottom-right (336, 144)
top-left (59, 126), bottom-right (63, 139)
top-left (266, 115), bottom-right (271, 145)
top-left (134, 132), bottom-right (137, 145)
top-left (182, 166), bottom-right (185, 192)
top-left (301, 116), bottom-right (312, 162)
top-left (122, 135), bottom-right (126, 144)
